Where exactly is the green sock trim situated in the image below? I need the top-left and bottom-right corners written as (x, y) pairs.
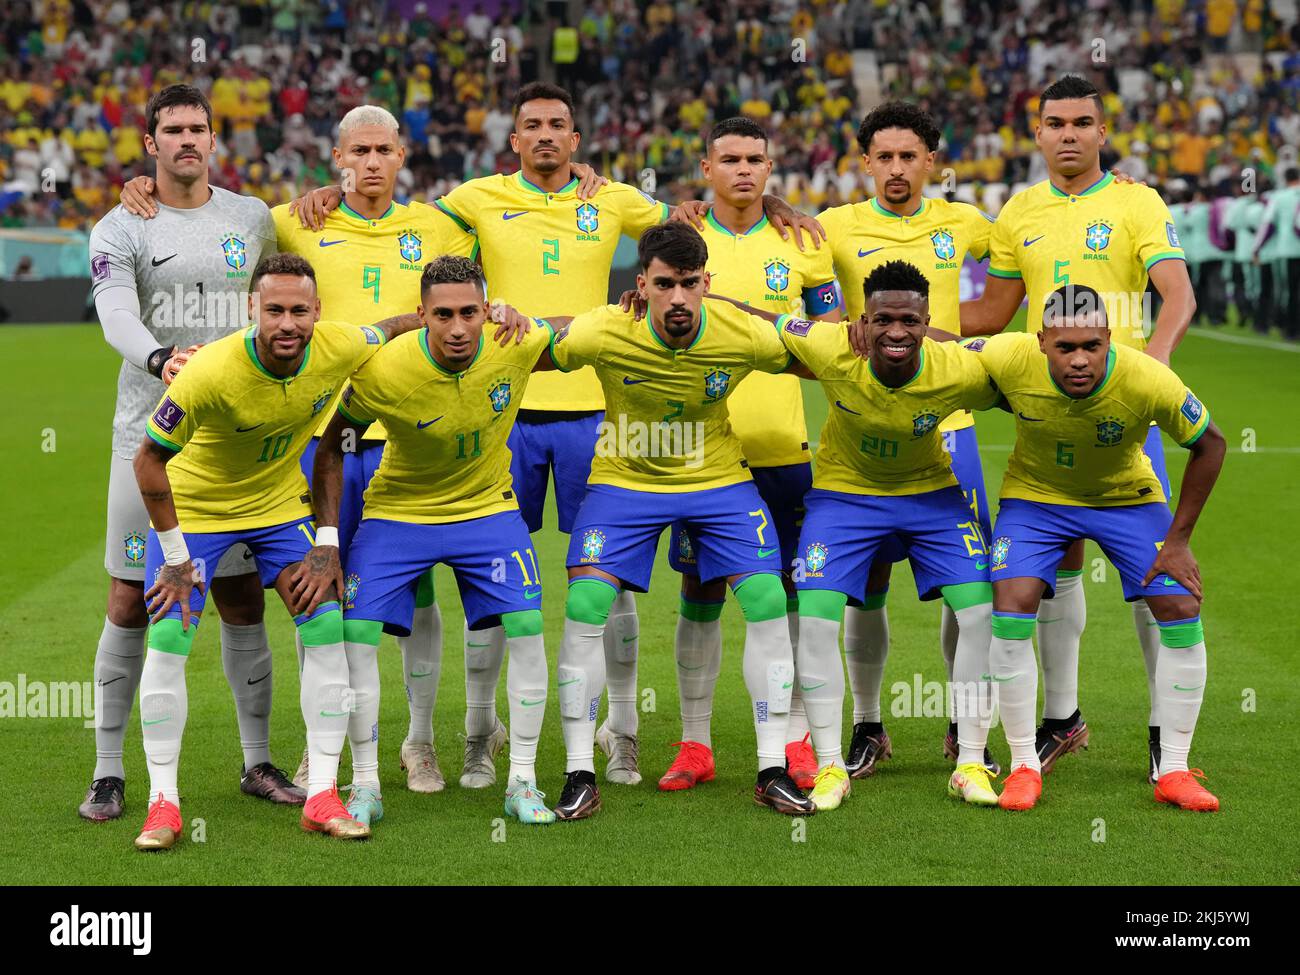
top-left (502, 609), bottom-right (543, 639)
top-left (415, 569), bottom-right (436, 608)
top-left (991, 613), bottom-right (1035, 641)
top-left (798, 588), bottom-right (848, 622)
top-left (1056, 569), bottom-right (1085, 578)
top-left (341, 617), bottom-right (381, 646)
top-left (1158, 618), bottom-right (1205, 649)
top-left (732, 573), bottom-right (787, 622)
top-left (566, 577), bottom-right (618, 624)
top-left (298, 607), bottom-right (344, 647)
top-left (679, 596), bottom-right (724, 622)
top-left (785, 596), bottom-right (799, 614)
top-left (941, 581), bottom-right (993, 612)
top-left (147, 617), bottom-right (196, 656)
top-left (861, 589), bottom-right (888, 611)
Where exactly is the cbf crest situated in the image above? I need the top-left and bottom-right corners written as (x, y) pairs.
top-left (488, 379), bottom-right (512, 413)
top-left (912, 410), bottom-right (940, 439)
top-left (576, 202), bottom-right (600, 234)
top-left (398, 230), bottom-right (423, 264)
top-left (804, 542), bottom-right (828, 577)
top-left (704, 368), bottom-right (732, 400)
top-left (221, 234), bottom-right (247, 271)
top-left (343, 572), bottom-right (360, 608)
top-left (764, 258), bottom-right (790, 293)
top-left (677, 528), bottom-right (696, 564)
top-left (1095, 415), bottom-right (1125, 446)
top-left (1085, 221), bottom-right (1113, 252)
top-left (311, 388), bottom-right (334, 417)
top-left (990, 536), bottom-right (1011, 571)
top-left (581, 529), bottom-right (606, 562)
top-left (930, 228), bottom-right (956, 261)
top-left (124, 532), bottom-right (146, 566)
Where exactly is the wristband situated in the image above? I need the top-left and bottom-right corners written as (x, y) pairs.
top-left (157, 526), bottom-right (190, 565)
top-left (146, 346), bottom-right (172, 379)
top-left (315, 526), bottom-right (340, 548)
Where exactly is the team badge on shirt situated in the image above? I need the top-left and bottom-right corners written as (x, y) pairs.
top-left (764, 259), bottom-right (791, 293)
top-left (124, 532), bottom-right (146, 566)
top-left (990, 536), bottom-right (1011, 571)
top-left (703, 368), bottom-right (732, 400)
top-left (804, 541), bottom-right (828, 577)
top-left (580, 529), bottom-right (606, 563)
top-left (1180, 391), bottom-right (1204, 424)
top-left (1095, 416), bottom-right (1125, 446)
top-left (576, 203), bottom-right (600, 235)
top-left (930, 228), bottom-right (956, 261)
top-left (912, 411), bottom-right (940, 438)
top-left (310, 389), bottom-right (334, 417)
top-left (488, 379), bottom-right (512, 413)
top-left (1085, 221), bottom-right (1113, 252)
top-left (222, 234), bottom-right (248, 272)
top-left (398, 230), bottom-right (423, 265)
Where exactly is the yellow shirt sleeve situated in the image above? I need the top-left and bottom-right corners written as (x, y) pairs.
top-left (966, 205), bottom-right (994, 261)
top-left (1147, 361), bottom-right (1211, 446)
top-left (1130, 188), bottom-right (1187, 271)
top-left (548, 307), bottom-right (608, 372)
top-left (987, 203), bottom-right (1022, 279)
top-left (613, 183), bottom-right (670, 238)
top-left (145, 358), bottom-right (213, 452)
top-left (776, 315), bottom-right (840, 373)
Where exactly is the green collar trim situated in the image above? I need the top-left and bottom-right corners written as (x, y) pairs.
top-left (244, 326), bottom-right (310, 380)
top-left (420, 328), bottom-right (482, 375)
top-left (647, 303), bottom-right (707, 352)
top-left (515, 171), bottom-right (578, 196)
top-left (1048, 171), bottom-right (1113, 199)
top-left (868, 345), bottom-right (925, 388)
top-left (705, 209), bottom-right (769, 237)
top-left (1048, 345), bottom-right (1115, 398)
top-left (870, 197), bottom-right (926, 219)
top-left (339, 199), bottom-right (395, 222)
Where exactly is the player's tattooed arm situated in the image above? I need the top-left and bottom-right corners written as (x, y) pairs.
top-left (310, 412), bottom-right (357, 535)
top-left (119, 175), bottom-right (159, 218)
top-left (1143, 420), bottom-right (1226, 600)
top-left (134, 438), bottom-right (179, 533)
top-left (370, 313), bottom-right (424, 341)
top-left (1144, 259), bottom-right (1196, 365)
top-left (289, 544), bottom-right (343, 617)
top-left (289, 184), bottom-right (343, 231)
top-left (570, 162), bottom-right (608, 200)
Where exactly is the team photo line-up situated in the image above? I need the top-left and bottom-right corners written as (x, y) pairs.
top-left (84, 72), bottom-right (1225, 852)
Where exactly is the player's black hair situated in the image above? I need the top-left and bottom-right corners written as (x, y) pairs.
top-left (637, 221), bottom-right (708, 273)
top-left (707, 116), bottom-right (769, 153)
top-left (420, 254), bottom-right (487, 300)
top-left (512, 82), bottom-right (577, 124)
top-left (145, 84), bottom-right (213, 138)
top-left (1042, 284), bottom-right (1108, 327)
top-left (1283, 165), bottom-right (1300, 183)
top-left (250, 252), bottom-right (316, 293)
top-left (1039, 75), bottom-right (1105, 117)
top-left (856, 101), bottom-right (941, 155)
top-left (863, 260), bottom-right (930, 301)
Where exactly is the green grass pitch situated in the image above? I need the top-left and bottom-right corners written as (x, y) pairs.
top-left (2, 316), bottom-right (1297, 885)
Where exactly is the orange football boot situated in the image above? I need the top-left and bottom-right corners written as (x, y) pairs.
top-left (785, 733), bottom-right (817, 790)
top-left (301, 784), bottom-right (370, 839)
top-left (657, 741), bottom-right (716, 791)
top-left (134, 793), bottom-right (182, 851)
top-left (997, 765), bottom-right (1043, 811)
top-left (1154, 769), bottom-right (1219, 812)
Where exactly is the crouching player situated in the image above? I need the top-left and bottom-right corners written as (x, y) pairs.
top-left (132, 253), bottom-right (407, 849)
top-left (970, 284), bottom-right (1226, 812)
top-left (306, 256), bottom-right (560, 825)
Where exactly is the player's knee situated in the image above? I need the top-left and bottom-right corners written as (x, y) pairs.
top-left (108, 578), bottom-right (148, 628)
top-left (681, 574), bottom-right (723, 601)
top-left (298, 606), bottom-right (345, 647)
top-left (1153, 610), bottom-right (1205, 649)
top-left (679, 594), bottom-right (724, 622)
top-left (565, 577), bottom-right (619, 625)
top-left (342, 617), bottom-right (382, 647)
top-left (797, 588), bottom-right (848, 622)
top-left (146, 618), bottom-right (197, 656)
top-left (732, 572), bottom-right (787, 622)
top-left (502, 609), bottom-right (543, 639)
top-left (210, 574), bottom-right (265, 626)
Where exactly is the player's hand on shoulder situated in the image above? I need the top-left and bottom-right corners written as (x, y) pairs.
top-left (146, 559), bottom-right (205, 629)
top-left (289, 184), bottom-right (342, 231)
top-left (120, 175), bottom-right (158, 219)
top-left (846, 315), bottom-right (870, 360)
top-left (571, 162), bottom-right (608, 200)
top-left (763, 196), bottom-right (826, 251)
top-left (489, 300), bottom-right (532, 345)
top-left (1110, 169), bottom-right (1148, 187)
top-left (161, 344), bottom-right (203, 385)
top-left (618, 289), bottom-right (647, 321)
top-left (669, 200), bottom-right (709, 230)
top-left (290, 543), bottom-right (344, 617)
top-left (1143, 540), bottom-right (1202, 600)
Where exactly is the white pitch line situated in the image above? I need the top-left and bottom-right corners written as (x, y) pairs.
top-left (1186, 327), bottom-right (1300, 353)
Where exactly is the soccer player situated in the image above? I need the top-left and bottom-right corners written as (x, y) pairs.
top-left (542, 222), bottom-right (815, 820)
top-left (1252, 165), bottom-right (1300, 340)
top-left (654, 116), bottom-right (842, 793)
top-left (968, 284), bottom-right (1225, 812)
top-left (817, 102), bottom-right (999, 779)
top-left (84, 84), bottom-right (295, 823)
top-left (308, 256), bottom-right (560, 825)
top-left (131, 253), bottom-right (413, 849)
top-left (961, 75), bottom-right (1196, 781)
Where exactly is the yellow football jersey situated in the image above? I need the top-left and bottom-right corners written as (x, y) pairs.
top-left (818, 195), bottom-right (992, 433)
top-left (272, 199), bottom-right (474, 438)
top-left (987, 174), bottom-right (1186, 349)
top-left (432, 174), bottom-right (669, 411)
top-left (338, 323), bottom-right (553, 523)
top-left (780, 321), bottom-right (1000, 495)
top-left (146, 320), bottom-right (386, 532)
top-left (548, 299), bottom-right (791, 491)
top-left (966, 333), bottom-right (1210, 506)
top-left (699, 210), bottom-right (838, 468)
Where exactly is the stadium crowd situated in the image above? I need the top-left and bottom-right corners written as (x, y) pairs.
top-left (0, 0), bottom-right (1298, 329)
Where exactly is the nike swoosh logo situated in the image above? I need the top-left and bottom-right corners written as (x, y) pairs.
top-left (558, 678), bottom-right (580, 687)
top-left (1023, 235), bottom-right (1045, 247)
top-left (151, 254), bottom-right (177, 266)
top-left (97, 676), bottom-right (126, 687)
top-left (800, 681), bottom-right (826, 691)
top-left (467, 641), bottom-right (491, 648)
top-left (142, 717), bottom-right (169, 726)
top-left (319, 709), bottom-right (349, 717)
top-left (1016, 412), bottom-right (1045, 422)
top-left (758, 547), bottom-right (777, 558)
top-left (502, 211), bottom-right (528, 220)
top-left (678, 662), bottom-right (705, 671)
top-left (1161, 578), bottom-right (1179, 587)
top-left (835, 400), bottom-right (861, 415)
top-left (409, 669), bottom-right (433, 678)
top-left (520, 697), bottom-right (545, 706)
top-left (857, 247), bottom-right (885, 257)
top-left (781, 681), bottom-right (793, 689)
top-left (417, 416), bottom-right (444, 429)
top-left (981, 673), bottom-right (1016, 682)
top-left (236, 423), bottom-right (264, 432)
top-left (622, 377), bottom-right (649, 385)
top-left (975, 561), bottom-right (988, 570)
top-left (1173, 683), bottom-right (1204, 691)
top-left (319, 239), bottom-right (346, 247)
top-left (621, 635), bottom-right (636, 644)
top-left (246, 672), bottom-right (270, 685)
top-left (524, 588), bottom-right (542, 600)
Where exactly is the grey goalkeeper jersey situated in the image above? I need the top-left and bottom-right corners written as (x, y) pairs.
top-left (89, 186), bottom-right (277, 458)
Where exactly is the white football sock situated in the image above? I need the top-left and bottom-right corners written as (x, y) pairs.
top-left (559, 616), bottom-right (606, 773)
top-left (785, 611), bottom-right (810, 742)
top-left (797, 614), bottom-right (845, 769)
top-left (843, 604), bottom-right (889, 723)
top-left (464, 623), bottom-right (506, 739)
top-left (1156, 629), bottom-right (1207, 777)
top-left (343, 640), bottom-right (380, 789)
top-left (1133, 601), bottom-right (1162, 727)
top-left (1038, 571), bottom-right (1086, 721)
top-left (603, 589), bottom-right (639, 737)
top-left (940, 602), bottom-right (959, 683)
top-left (505, 631), bottom-right (548, 785)
top-left (675, 611), bottom-right (722, 747)
top-left (742, 616), bottom-right (793, 770)
top-left (220, 621), bottom-right (273, 769)
top-left (990, 619), bottom-right (1041, 772)
top-left (400, 601), bottom-right (443, 746)
top-left (93, 617), bottom-right (146, 780)
top-left (139, 648), bottom-right (188, 805)
top-left (949, 602), bottom-right (994, 767)
top-left (300, 640), bottom-right (350, 800)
